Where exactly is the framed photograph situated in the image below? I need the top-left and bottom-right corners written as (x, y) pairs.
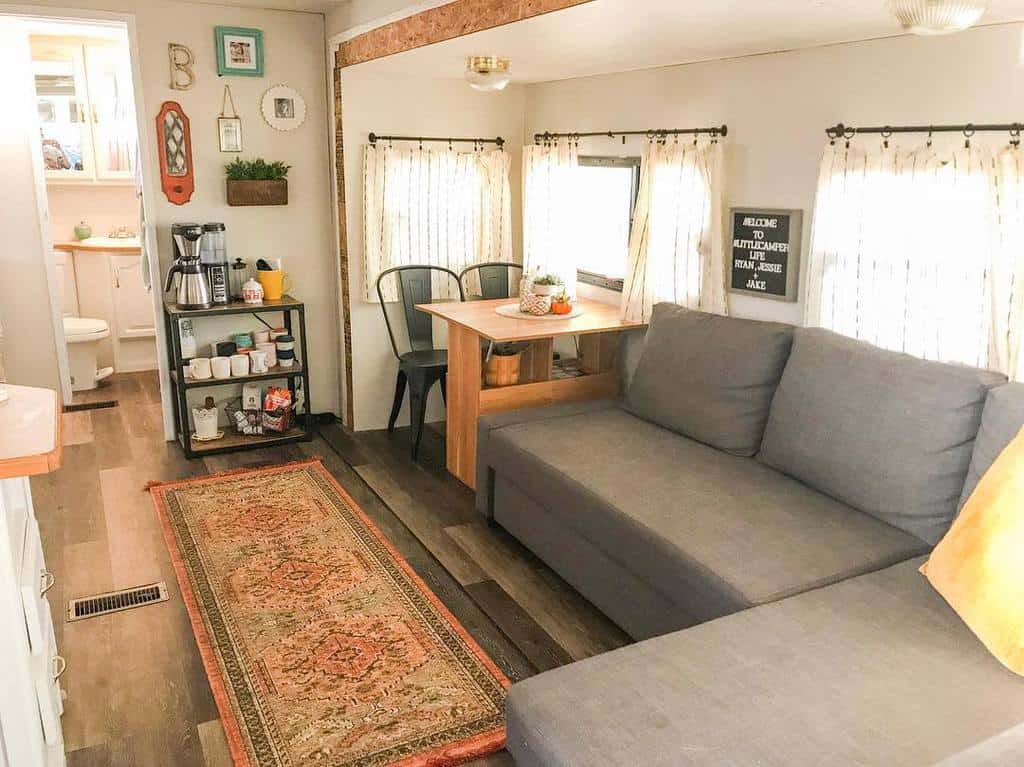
top-left (261, 84), bottom-right (306, 131)
top-left (215, 26), bottom-right (263, 77)
top-left (218, 116), bottom-right (242, 152)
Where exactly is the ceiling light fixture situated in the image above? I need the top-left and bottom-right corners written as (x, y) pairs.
top-left (888, 0), bottom-right (989, 35)
top-left (465, 56), bottom-right (511, 92)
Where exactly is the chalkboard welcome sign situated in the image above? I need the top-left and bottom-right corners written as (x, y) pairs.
top-left (729, 207), bottom-right (802, 302)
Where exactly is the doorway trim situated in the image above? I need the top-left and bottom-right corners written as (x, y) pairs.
top-left (1, 4), bottom-right (175, 439)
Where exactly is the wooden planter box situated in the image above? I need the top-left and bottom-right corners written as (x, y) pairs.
top-left (226, 178), bottom-right (288, 206)
top-left (484, 351), bottom-right (522, 387)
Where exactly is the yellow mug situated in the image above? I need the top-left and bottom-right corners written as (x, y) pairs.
top-left (257, 270), bottom-right (292, 300)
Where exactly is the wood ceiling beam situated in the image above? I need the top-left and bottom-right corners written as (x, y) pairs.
top-left (335, 0), bottom-right (596, 68)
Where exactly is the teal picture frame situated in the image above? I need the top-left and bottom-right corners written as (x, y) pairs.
top-left (215, 26), bottom-right (264, 77)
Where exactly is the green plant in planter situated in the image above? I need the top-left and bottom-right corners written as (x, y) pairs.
top-left (492, 342), bottom-right (528, 357)
top-left (532, 273), bottom-right (562, 286)
top-left (225, 158), bottom-right (291, 180)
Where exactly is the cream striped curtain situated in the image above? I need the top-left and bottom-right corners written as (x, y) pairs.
top-left (621, 140), bottom-right (728, 322)
top-left (362, 145), bottom-right (512, 302)
top-left (522, 142), bottom-right (582, 294)
top-left (806, 141), bottom-right (1024, 379)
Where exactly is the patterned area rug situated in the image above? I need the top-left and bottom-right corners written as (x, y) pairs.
top-left (149, 458), bottom-right (508, 767)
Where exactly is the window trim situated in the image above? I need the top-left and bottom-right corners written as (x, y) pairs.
top-left (575, 155), bottom-right (641, 292)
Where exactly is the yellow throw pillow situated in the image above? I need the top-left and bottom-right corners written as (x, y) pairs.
top-left (922, 426), bottom-right (1024, 675)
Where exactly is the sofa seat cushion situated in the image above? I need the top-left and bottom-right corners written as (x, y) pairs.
top-left (487, 407), bottom-right (927, 624)
top-left (934, 723), bottom-right (1024, 766)
top-left (624, 303), bottom-right (794, 456)
top-left (506, 558), bottom-right (1024, 767)
top-left (759, 328), bottom-right (1006, 545)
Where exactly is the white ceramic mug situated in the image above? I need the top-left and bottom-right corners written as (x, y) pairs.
top-left (211, 356), bottom-right (231, 380)
top-left (249, 350), bottom-right (269, 374)
top-left (253, 329), bottom-right (271, 344)
top-left (230, 354), bottom-right (249, 377)
top-left (189, 357), bottom-right (212, 380)
top-left (255, 342), bottom-right (277, 367)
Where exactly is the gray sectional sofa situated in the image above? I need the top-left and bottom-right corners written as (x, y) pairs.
top-left (475, 303), bottom-right (1024, 767)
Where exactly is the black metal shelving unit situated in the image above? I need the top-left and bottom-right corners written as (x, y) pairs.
top-left (163, 295), bottom-right (313, 458)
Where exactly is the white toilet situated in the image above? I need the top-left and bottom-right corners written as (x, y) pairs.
top-left (64, 317), bottom-right (114, 392)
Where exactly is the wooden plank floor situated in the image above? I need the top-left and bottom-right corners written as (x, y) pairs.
top-left (37, 373), bottom-right (629, 767)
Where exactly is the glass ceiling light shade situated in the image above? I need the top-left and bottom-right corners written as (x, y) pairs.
top-left (465, 56), bottom-right (511, 91)
top-left (888, 0), bottom-right (989, 35)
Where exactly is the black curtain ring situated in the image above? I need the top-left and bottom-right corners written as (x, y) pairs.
top-left (843, 127), bottom-right (856, 141)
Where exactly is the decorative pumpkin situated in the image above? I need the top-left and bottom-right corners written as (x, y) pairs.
top-left (551, 300), bottom-right (572, 315)
top-left (550, 289), bottom-right (572, 315)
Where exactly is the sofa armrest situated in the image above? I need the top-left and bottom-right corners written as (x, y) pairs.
top-left (475, 398), bottom-right (621, 518)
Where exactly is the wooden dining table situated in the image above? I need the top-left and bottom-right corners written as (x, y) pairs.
top-left (415, 297), bottom-right (645, 489)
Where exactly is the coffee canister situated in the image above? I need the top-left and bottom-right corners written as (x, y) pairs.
top-left (242, 277), bottom-right (264, 304)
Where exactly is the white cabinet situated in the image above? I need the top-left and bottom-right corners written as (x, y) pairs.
top-left (0, 387), bottom-right (65, 767)
top-left (0, 478), bottom-right (65, 767)
top-left (112, 255), bottom-right (154, 340)
top-left (32, 36), bottom-right (135, 184)
top-left (72, 249), bottom-right (156, 372)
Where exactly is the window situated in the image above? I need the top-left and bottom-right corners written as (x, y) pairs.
top-left (575, 156), bottom-right (640, 290)
top-left (806, 143), bottom-right (1024, 379)
top-left (362, 145), bottom-right (513, 302)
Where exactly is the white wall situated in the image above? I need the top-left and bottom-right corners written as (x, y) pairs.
top-left (47, 184), bottom-right (138, 241)
top-left (325, 0), bottom-right (445, 40)
top-left (2, 0), bottom-right (341, 420)
top-left (525, 22), bottom-right (1024, 325)
top-left (340, 70), bottom-right (525, 431)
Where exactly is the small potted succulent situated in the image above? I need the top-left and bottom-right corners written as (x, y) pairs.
top-left (550, 288), bottom-right (572, 315)
top-left (531, 273), bottom-right (563, 296)
top-left (225, 158), bottom-right (291, 206)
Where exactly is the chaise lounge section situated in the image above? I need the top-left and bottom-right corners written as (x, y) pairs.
top-left (476, 304), bottom-right (1023, 766)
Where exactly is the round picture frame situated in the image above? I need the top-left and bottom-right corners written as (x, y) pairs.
top-left (261, 84), bottom-right (306, 131)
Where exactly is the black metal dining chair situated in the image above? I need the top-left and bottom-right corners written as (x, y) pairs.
top-left (376, 265), bottom-right (465, 459)
top-left (458, 262), bottom-right (523, 300)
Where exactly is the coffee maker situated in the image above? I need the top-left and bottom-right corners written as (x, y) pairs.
top-left (164, 223), bottom-right (212, 309)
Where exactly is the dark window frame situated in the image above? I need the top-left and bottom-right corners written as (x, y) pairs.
top-left (576, 155), bottom-right (641, 292)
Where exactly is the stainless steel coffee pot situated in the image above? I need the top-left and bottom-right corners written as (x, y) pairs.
top-left (164, 223), bottom-right (212, 309)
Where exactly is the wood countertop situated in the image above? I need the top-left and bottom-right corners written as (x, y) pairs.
top-left (415, 298), bottom-right (645, 342)
top-left (0, 386), bottom-right (62, 479)
top-left (54, 240), bottom-right (141, 253)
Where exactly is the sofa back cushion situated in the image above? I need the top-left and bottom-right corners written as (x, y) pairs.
top-left (624, 303), bottom-right (794, 456)
top-left (959, 382), bottom-right (1024, 509)
top-left (759, 328), bottom-right (1005, 544)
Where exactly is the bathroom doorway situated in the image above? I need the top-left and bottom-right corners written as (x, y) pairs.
top-left (0, 11), bottom-right (173, 434)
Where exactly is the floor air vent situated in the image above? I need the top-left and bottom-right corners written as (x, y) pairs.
top-left (64, 400), bottom-right (118, 412)
top-left (67, 582), bottom-right (169, 622)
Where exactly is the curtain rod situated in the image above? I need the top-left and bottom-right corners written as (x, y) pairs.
top-left (368, 132), bottom-right (505, 148)
top-left (826, 122), bottom-right (1024, 139)
top-left (533, 125), bottom-right (728, 144)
